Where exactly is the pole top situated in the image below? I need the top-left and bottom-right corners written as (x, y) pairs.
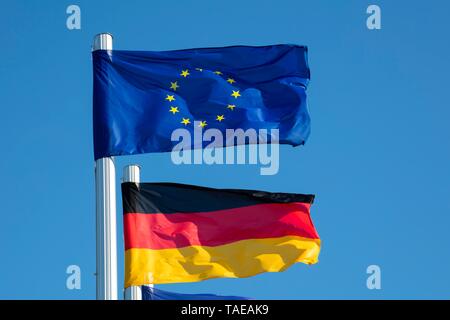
top-left (124, 164), bottom-right (141, 169)
top-left (92, 33), bottom-right (113, 51)
top-left (122, 164), bottom-right (141, 183)
top-left (94, 32), bottom-right (114, 38)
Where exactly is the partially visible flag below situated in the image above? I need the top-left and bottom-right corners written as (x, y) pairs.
top-left (141, 286), bottom-right (250, 300)
top-left (122, 182), bottom-right (320, 287)
top-left (93, 45), bottom-right (311, 160)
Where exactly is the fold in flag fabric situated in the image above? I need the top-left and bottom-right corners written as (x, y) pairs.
top-left (122, 182), bottom-right (320, 287)
top-left (141, 286), bottom-right (249, 300)
top-left (93, 45), bottom-right (311, 160)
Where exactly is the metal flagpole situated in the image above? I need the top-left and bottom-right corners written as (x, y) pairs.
top-left (123, 164), bottom-right (144, 300)
top-left (93, 33), bottom-right (118, 300)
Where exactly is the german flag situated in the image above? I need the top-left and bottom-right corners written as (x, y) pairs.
top-left (122, 182), bottom-right (320, 287)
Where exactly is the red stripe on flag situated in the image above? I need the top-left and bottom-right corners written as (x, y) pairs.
top-left (124, 202), bottom-right (319, 250)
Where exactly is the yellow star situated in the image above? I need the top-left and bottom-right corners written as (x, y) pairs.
top-left (169, 106), bottom-right (179, 114)
top-left (227, 78), bottom-right (235, 84)
top-left (181, 118), bottom-right (191, 125)
top-left (231, 90), bottom-right (241, 98)
top-left (214, 71), bottom-right (223, 75)
top-left (165, 94), bottom-right (175, 102)
top-left (170, 81), bottom-right (179, 91)
top-left (198, 121), bottom-right (207, 128)
top-left (227, 104), bottom-right (236, 110)
top-left (195, 68), bottom-right (203, 72)
top-left (216, 115), bottom-right (225, 122)
top-left (180, 69), bottom-right (190, 77)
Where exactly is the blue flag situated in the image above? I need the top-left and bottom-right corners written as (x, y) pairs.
top-left (141, 286), bottom-right (250, 300)
top-left (93, 45), bottom-right (311, 160)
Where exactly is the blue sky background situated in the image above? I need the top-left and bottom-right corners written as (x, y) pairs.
top-left (0, 0), bottom-right (449, 299)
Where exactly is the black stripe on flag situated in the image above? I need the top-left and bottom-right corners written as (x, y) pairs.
top-left (121, 182), bottom-right (315, 214)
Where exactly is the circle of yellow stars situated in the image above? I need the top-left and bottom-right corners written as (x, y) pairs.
top-left (165, 68), bottom-right (241, 128)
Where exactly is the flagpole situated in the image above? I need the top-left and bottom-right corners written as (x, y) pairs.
top-left (93, 33), bottom-right (118, 300)
top-left (123, 164), bottom-right (143, 300)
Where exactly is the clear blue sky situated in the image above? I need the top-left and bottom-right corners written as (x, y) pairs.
top-left (1, 0), bottom-right (449, 299)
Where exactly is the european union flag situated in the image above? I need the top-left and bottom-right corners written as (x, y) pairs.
top-left (93, 45), bottom-right (311, 160)
top-left (141, 286), bottom-right (249, 300)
